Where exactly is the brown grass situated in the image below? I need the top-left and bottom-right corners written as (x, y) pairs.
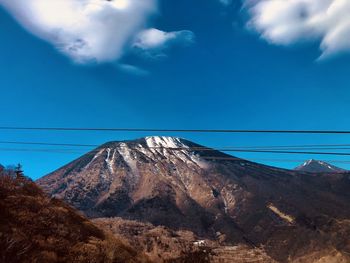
top-left (0, 172), bottom-right (150, 263)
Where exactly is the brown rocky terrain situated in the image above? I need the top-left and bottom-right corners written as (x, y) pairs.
top-left (93, 217), bottom-right (211, 262)
top-left (37, 136), bottom-right (350, 262)
top-left (93, 217), bottom-right (276, 263)
top-left (0, 169), bottom-right (149, 263)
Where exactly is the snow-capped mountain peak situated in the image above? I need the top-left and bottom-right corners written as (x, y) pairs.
top-left (295, 159), bottom-right (346, 173)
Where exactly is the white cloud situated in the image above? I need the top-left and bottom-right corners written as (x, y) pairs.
top-left (132, 28), bottom-right (195, 59)
top-left (0, 0), bottom-right (157, 63)
top-left (133, 28), bottom-right (195, 51)
top-left (247, 0), bottom-right (350, 58)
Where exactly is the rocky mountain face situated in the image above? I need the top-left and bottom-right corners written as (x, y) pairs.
top-left (37, 136), bottom-right (350, 262)
top-left (295, 159), bottom-right (347, 173)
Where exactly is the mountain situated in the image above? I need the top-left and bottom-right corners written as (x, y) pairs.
top-left (295, 159), bottom-right (347, 173)
top-left (0, 170), bottom-right (149, 263)
top-left (37, 136), bottom-right (350, 262)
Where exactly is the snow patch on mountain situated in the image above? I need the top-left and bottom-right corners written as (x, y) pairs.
top-left (118, 143), bottom-right (139, 175)
top-left (85, 149), bottom-right (105, 170)
top-left (144, 136), bottom-right (207, 168)
top-left (145, 136), bottom-right (187, 149)
top-left (105, 148), bottom-right (116, 173)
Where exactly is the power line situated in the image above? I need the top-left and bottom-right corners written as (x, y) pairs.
top-left (217, 149), bottom-right (350, 155)
top-left (228, 145), bottom-right (346, 150)
top-left (0, 148), bottom-right (82, 153)
top-left (1, 148), bottom-right (350, 166)
top-left (2, 139), bottom-right (350, 153)
top-left (2, 126), bottom-right (350, 134)
top-left (2, 138), bottom-right (350, 156)
top-left (0, 141), bottom-right (96, 147)
top-left (2, 146), bottom-right (350, 156)
top-left (201, 157), bottom-right (350, 164)
top-left (3, 140), bottom-right (350, 152)
top-left (2, 140), bottom-right (350, 150)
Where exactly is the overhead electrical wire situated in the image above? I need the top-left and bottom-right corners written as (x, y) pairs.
top-left (200, 157), bottom-right (350, 164)
top-left (0, 141), bottom-right (97, 147)
top-left (2, 146), bottom-right (350, 156)
top-left (2, 143), bottom-right (350, 165)
top-left (1, 138), bottom-right (350, 167)
top-left (2, 140), bottom-right (350, 151)
top-left (2, 148), bottom-right (350, 164)
top-left (1, 140), bottom-right (350, 155)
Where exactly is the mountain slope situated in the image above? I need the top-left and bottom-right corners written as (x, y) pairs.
top-left (295, 159), bottom-right (347, 173)
top-left (93, 217), bottom-right (277, 263)
top-left (37, 136), bottom-right (350, 262)
top-left (0, 170), bottom-right (149, 263)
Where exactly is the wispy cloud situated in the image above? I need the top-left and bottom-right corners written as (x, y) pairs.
top-left (219, 0), bottom-right (232, 6)
top-left (246, 0), bottom-right (350, 58)
top-left (118, 64), bottom-right (149, 76)
top-left (132, 28), bottom-right (195, 59)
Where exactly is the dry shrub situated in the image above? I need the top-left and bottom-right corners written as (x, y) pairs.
top-left (0, 172), bottom-right (150, 263)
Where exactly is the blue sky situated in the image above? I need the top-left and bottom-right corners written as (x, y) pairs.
top-left (1, 0), bottom-right (350, 179)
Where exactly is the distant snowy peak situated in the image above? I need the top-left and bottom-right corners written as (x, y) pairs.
top-left (295, 159), bottom-right (346, 173)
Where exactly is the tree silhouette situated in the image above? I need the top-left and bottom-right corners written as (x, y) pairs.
top-left (15, 163), bottom-right (24, 180)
